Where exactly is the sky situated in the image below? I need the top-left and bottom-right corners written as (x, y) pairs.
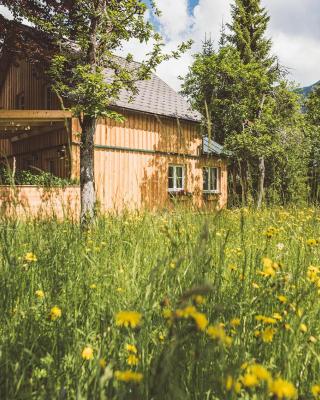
top-left (1, 1), bottom-right (319, 91)
top-left (120, 0), bottom-right (320, 90)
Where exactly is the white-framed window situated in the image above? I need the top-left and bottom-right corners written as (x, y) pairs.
top-left (203, 167), bottom-right (220, 193)
top-left (168, 165), bottom-right (185, 192)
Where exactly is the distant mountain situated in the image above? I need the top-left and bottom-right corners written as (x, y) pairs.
top-left (297, 81), bottom-right (320, 97)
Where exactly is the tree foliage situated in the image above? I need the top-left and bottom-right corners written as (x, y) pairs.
top-left (1, 0), bottom-right (190, 119)
top-left (304, 84), bottom-right (320, 203)
top-left (181, 0), bottom-right (312, 207)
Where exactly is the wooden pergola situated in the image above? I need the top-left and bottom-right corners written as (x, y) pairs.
top-left (0, 110), bottom-right (72, 141)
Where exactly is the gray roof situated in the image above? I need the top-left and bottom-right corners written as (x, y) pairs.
top-left (108, 69), bottom-right (201, 123)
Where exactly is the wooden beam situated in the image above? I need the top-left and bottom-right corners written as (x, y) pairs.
top-left (0, 121), bottom-right (63, 128)
top-left (0, 124), bottom-right (64, 140)
top-left (0, 110), bottom-right (72, 120)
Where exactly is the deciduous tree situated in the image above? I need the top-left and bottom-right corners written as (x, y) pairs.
top-left (0, 0), bottom-right (191, 225)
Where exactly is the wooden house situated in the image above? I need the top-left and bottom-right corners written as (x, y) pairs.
top-left (0, 29), bottom-right (227, 213)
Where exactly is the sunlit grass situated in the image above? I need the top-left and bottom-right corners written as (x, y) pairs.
top-left (0, 207), bottom-right (320, 399)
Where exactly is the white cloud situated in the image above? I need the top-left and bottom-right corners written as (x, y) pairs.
top-left (152, 0), bottom-right (320, 90)
top-left (272, 33), bottom-right (320, 86)
top-left (192, 0), bottom-right (230, 43)
top-left (1, 1), bottom-right (319, 90)
top-left (123, 0), bottom-right (232, 90)
top-left (155, 0), bottom-right (191, 39)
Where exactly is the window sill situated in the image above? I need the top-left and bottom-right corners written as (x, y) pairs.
top-left (169, 190), bottom-right (193, 199)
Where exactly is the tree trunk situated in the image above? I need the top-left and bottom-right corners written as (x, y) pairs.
top-left (80, 115), bottom-right (97, 226)
top-left (232, 162), bottom-right (238, 206)
top-left (257, 156), bottom-right (265, 209)
top-left (237, 159), bottom-right (246, 206)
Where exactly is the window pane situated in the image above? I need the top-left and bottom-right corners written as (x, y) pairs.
top-left (168, 177), bottom-right (174, 189)
top-left (168, 166), bottom-right (174, 179)
top-left (176, 176), bottom-right (183, 189)
top-left (209, 168), bottom-right (216, 191)
top-left (203, 168), bottom-right (209, 191)
top-left (176, 166), bottom-right (183, 178)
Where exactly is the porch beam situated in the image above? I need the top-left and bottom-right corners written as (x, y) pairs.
top-left (0, 110), bottom-right (72, 120)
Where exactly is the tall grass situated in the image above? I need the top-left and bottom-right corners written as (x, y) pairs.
top-left (0, 207), bottom-right (320, 399)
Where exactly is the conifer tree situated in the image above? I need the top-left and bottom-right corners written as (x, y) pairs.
top-left (227, 0), bottom-right (274, 68)
top-left (227, 0), bottom-right (279, 207)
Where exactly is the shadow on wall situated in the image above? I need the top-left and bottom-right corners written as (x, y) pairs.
top-left (139, 115), bottom-right (206, 211)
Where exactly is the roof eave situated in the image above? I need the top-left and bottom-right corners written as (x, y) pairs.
top-left (108, 105), bottom-right (201, 124)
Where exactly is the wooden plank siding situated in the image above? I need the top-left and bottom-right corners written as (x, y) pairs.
top-left (71, 111), bottom-right (228, 211)
top-left (0, 58), bottom-right (228, 212)
top-left (0, 59), bottom-right (60, 110)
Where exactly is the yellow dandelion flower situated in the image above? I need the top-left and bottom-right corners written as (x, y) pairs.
top-left (249, 364), bottom-right (271, 382)
top-left (255, 315), bottom-right (277, 324)
top-left (35, 290), bottom-right (45, 299)
top-left (24, 252), bottom-right (37, 262)
top-left (159, 332), bottom-right (165, 341)
top-left (176, 306), bottom-right (197, 318)
top-left (242, 373), bottom-right (259, 388)
top-left (273, 313), bottom-right (282, 321)
top-left (307, 266), bottom-right (320, 283)
top-left (264, 227), bottom-right (278, 238)
top-left (234, 380), bottom-right (242, 394)
top-left (311, 384), bottom-right (320, 397)
top-left (277, 295), bottom-right (287, 304)
top-left (89, 284), bottom-right (97, 289)
top-left (241, 362), bottom-right (249, 370)
top-left (81, 346), bottom-right (94, 360)
top-left (226, 375), bottom-right (233, 391)
top-left (230, 318), bottom-right (241, 328)
top-left (284, 323), bottom-right (292, 331)
top-left (194, 295), bottom-right (206, 305)
top-left (269, 378), bottom-right (297, 399)
top-left (262, 257), bottom-right (273, 268)
top-left (127, 354), bottom-right (139, 366)
top-left (125, 344), bottom-right (138, 354)
top-left (99, 358), bottom-right (107, 369)
top-left (259, 257), bottom-right (281, 277)
top-left (49, 306), bottom-right (62, 321)
top-left (261, 327), bottom-right (276, 343)
top-left (162, 308), bottom-right (173, 319)
top-left (115, 311), bottom-right (142, 328)
top-left (309, 336), bottom-right (317, 344)
top-left (207, 324), bottom-right (232, 346)
top-left (252, 282), bottom-right (260, 289)
top-left (192, 312), bottom-right (209, 331)
top-left (258, 266), bottom-right (276, 278)
top-left (228, 264), bottom-right (238, 272)
top-left (307, 239), bottom-right (317, 247)
top-left (114, 370), bottom-right (143, 383)
top-left (300, 323), bottom-right (308, 333)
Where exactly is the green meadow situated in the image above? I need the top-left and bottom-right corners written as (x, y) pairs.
top-left (1, 208), bottom-right (320, 399)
